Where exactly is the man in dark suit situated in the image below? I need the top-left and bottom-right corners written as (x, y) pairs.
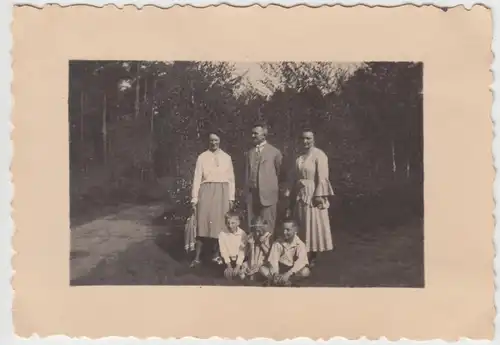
top-left (244, 122), bottom-right (283, 234)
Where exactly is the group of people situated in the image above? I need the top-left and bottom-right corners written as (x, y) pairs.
top-left (218, 213), bottom-right (310, 286)
top-left (187, 122), bottom-right (335, 285)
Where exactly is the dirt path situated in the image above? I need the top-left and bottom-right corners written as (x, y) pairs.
top-left (70, 203), bottom-right (168, 281)
top-left (70, 202), bottom-right (234, 286)
top-left (70, 203), bottom-right (424, 287)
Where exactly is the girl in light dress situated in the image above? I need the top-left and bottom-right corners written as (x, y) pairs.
top-left (245, 216), bottom-right (272, 280)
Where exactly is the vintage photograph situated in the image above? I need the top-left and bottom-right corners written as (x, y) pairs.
top-left (69, 60), bottom-right (424, 287)
top-left (13, 5), bottom-right (493, 338)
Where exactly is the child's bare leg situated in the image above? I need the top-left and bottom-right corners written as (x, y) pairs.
top-left (248, 264), bottom-right (260, 281)
top-left (290, 266), bottom-right (311, 284)
top-left (213, 240), bottom-right (220, 258)
top-left (238, 262), bottom-right (249, 280)
top-left (259, 265), bottom-right (272, 280)
top-left (298, 266), bottom-right (311, 278)
top-left (224, 266), bottom-right (234, 280)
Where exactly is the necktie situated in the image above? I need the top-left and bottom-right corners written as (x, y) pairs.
top-left (256, 145), bottom-right (262, 155)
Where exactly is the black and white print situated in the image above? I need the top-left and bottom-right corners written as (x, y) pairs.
top-left (69, 61), bottom-right (423, 287)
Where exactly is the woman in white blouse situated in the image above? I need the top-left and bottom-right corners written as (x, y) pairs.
top-left (190, 129), bottom-right (235, 268)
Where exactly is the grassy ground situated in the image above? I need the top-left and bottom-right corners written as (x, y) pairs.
top-left (70, 194), bottom-right (424, 287)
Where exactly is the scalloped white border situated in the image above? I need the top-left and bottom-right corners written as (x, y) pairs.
top-left (2, 0), bottom-right (497, 344)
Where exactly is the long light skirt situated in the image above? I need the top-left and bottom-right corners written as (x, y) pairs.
top-left (295, 202), bottom-right (334, 252)
top-left (197, 182), bottom-right (230, 239)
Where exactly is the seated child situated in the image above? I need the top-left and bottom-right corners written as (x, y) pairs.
top-left (260, 218), bottom-right (310, 286)
top-left (245, 216), bottom-right (272, 280)
top-left (218, 211), bottom-right (248, 280)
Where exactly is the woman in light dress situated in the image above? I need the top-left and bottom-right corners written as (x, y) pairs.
top-left (190, 129), bottom-right (235, 268)
top-left (287, 129), bottom-right (334, 267)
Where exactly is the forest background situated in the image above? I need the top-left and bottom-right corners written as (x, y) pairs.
top-left (68, 61), bottom-right (423, 226)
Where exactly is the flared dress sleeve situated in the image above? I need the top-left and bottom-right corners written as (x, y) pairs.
top-left (314, 149), bottom-right (334, 198)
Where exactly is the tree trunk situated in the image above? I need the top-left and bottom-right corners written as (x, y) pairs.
top-left (148, 80), bottom-right (157, 164)
top-left (80, 91), bottom-right (86, 172)
top-left (102, 93), bottom-right (107, 164)
top-left (134, 62), bottom-right (141, 119)
top-left (80, 91), bottom-right (85, 142)
top-left (391, 139), bottom-right (396, 174)
top-left (285, 109), bottom-right (292, 156)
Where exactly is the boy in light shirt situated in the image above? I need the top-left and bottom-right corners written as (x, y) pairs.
top-left (260, 218), bottom-right (310, 286)
top-left (218, 211), bottom-right (248, 280)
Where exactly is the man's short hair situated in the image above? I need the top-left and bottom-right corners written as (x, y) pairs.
top-left (252, 121), bottom-right (269, 133)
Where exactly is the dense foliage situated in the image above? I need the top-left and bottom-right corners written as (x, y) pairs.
top-left (69, 61), bottom-right (423, 219)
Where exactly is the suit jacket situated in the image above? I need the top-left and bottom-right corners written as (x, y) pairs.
top-left (244, 142), bottom-right (283, 206)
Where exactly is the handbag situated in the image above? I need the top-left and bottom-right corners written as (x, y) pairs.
top-left (184, 207), bottom-right (197, 253)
